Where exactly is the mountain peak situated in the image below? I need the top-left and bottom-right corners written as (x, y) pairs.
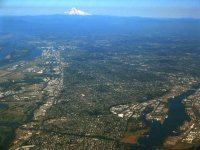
top-left (64, 8), bottom-right (91, 16)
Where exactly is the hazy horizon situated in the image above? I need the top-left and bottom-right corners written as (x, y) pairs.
top-left (0, 0), bottom-right (200, 18)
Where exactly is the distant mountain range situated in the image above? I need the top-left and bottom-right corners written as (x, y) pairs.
top-left (0, 15), bottom-right (200, 39)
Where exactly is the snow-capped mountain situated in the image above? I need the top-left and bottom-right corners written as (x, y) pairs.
top-left (64, 8), bottom-right (90, 16)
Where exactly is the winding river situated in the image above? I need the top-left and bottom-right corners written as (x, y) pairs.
top-left (132, 84), bottom-right (200, 150)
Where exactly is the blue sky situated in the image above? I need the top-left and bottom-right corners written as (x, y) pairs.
top-left (0, 0), bottom-right (200, 18)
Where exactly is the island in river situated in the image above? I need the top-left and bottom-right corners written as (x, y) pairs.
top-left (111, 83), bottom-right (200, 150)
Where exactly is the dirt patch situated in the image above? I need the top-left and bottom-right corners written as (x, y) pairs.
top-left (0, 70), bottom-right (10, 77)
top-left (121, 135), bottom-right (137, 144)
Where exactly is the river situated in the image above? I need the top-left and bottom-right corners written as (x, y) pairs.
top-left (132, 84), bottom-right (200, 150)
